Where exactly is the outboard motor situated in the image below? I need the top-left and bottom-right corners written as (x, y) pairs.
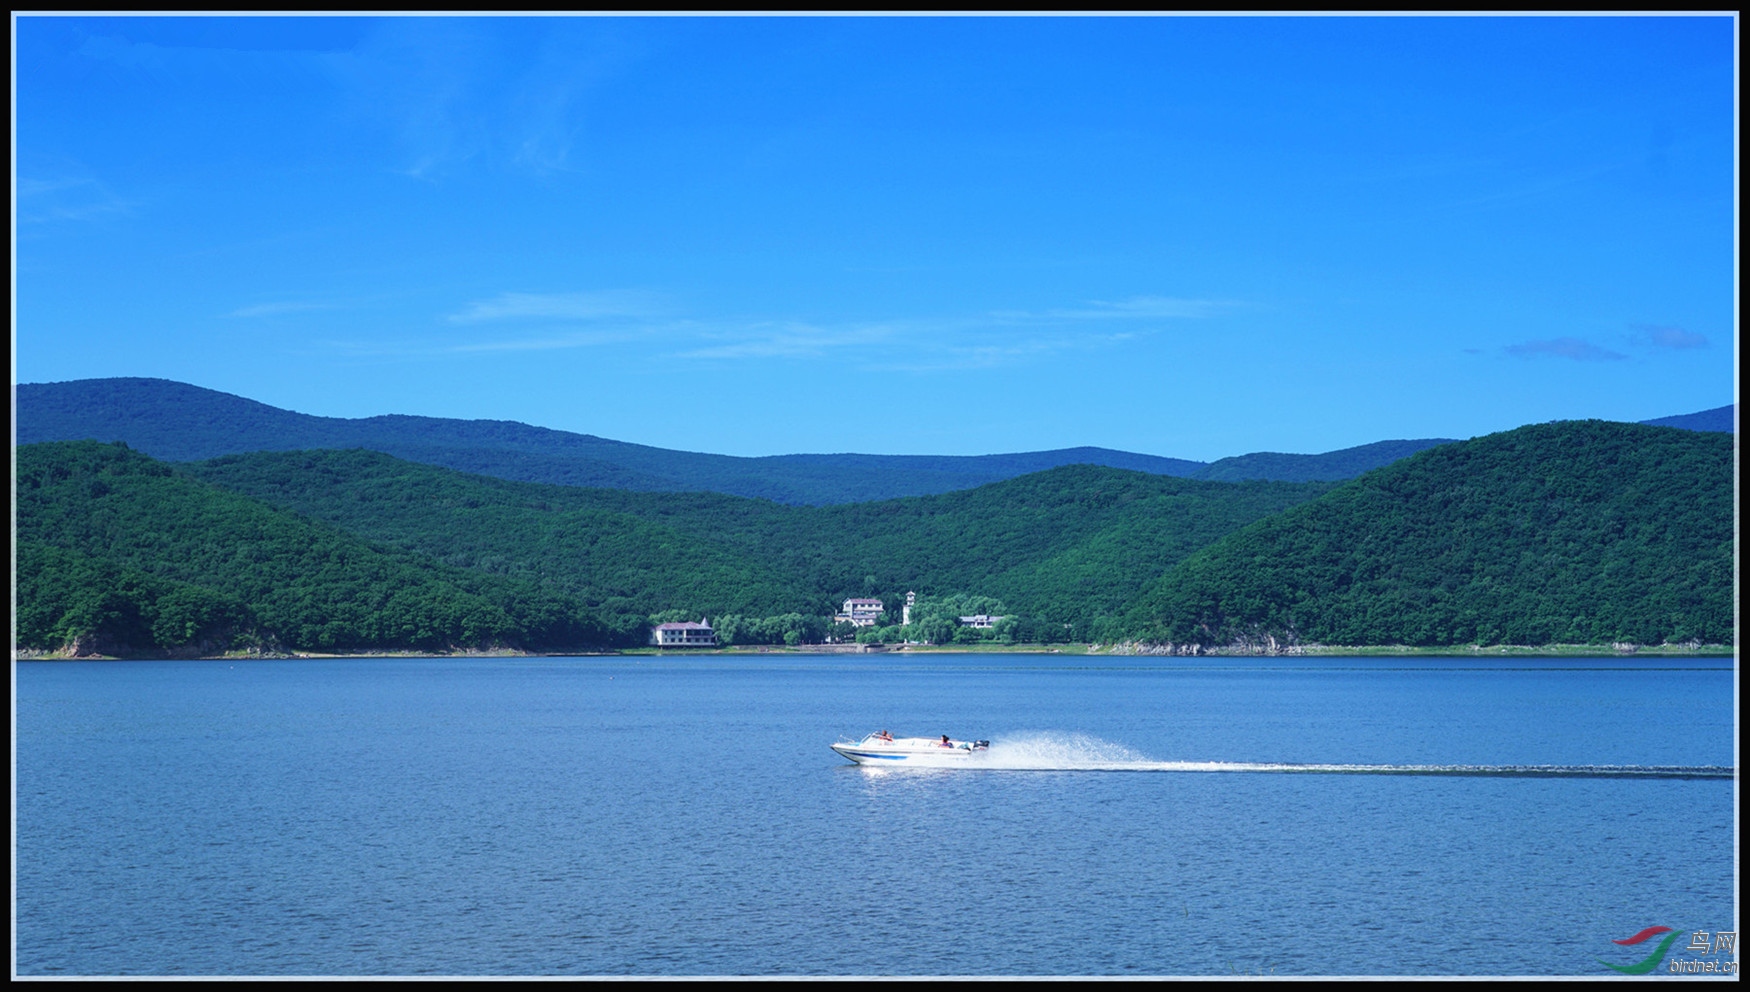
top-left (974, 740), bottom-right (990, 750)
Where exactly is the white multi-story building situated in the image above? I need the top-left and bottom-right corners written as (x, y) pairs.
top-left (652, 619), bottom-right (717, 647)
top-left (834, 598), bottom-right (884, 627)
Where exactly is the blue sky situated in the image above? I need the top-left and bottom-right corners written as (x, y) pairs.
top-left (13, 14), bottom-right (1737, 461)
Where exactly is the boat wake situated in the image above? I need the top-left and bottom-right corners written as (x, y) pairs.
top-left (859, 732), bottom-right (1733, 779)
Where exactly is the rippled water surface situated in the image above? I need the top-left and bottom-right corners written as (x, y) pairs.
top-left (14, 654), bottom-right (1737, 976)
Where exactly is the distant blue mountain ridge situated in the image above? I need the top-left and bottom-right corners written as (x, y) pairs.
top-left (1638, 404), bottom-right (1737, 433)
top-left (13, 378), bottom-right (1735, 505)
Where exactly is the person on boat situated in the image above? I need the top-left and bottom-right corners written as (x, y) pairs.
top-left (941, 734), bottom-right (952, 747)
top-left (877, 730), bottom-right (893, 742)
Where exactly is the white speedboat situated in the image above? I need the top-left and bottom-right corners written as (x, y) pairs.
top-left (830, 732), bottom-right (990, 765)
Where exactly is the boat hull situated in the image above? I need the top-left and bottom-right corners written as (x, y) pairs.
top-left (830, 736), bottom-right (987, 765)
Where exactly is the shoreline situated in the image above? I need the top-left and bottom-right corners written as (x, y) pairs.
top-left (14, 642), bottom-right (1737, 661)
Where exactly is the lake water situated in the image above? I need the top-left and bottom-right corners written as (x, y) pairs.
top-left (13, 653), bottom-right (1738, 977)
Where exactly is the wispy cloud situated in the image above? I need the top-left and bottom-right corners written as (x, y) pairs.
top-left (1504, 337), bottom-right (1627, 362)
top-left (673, 307), bottom-right (1163, 369)
top-left (1441, 162), bottom-right (1622, 213)
top-left (992, 295), bottom-right (1231, 323)
top-left (1630, 324), bottom-right (1709, 350)
top-left (16, 175), bottom-right (134, 224)
top-left (319, 327), bottom-right (645, 360)
top-left (862, 330), bottom-right (1146, 373)
top-left (224, 301), bottom-right (340, 318)
top-left (675, 320), bottom-right (900, 361)
top-left (322, 19), bottom-right (643, 181)
top-left (447, 290), bottom-right (664, 323)
top-left (1046, 296), bottom-right (1228, 320)
top-left (335, 287), bottom-right (1222, 371)
top-left (444, 329), bottom-right (644, 353)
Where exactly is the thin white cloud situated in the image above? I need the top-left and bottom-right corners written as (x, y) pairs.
top-left (636, 294), bottom-right (1197, 367)
top-left (444, 330), bottom-right (643, 353)
top-left (224, 301), bottom-right (340, 318)
top-left (862, 330), bottom-right (1149, 373)
top-left (75, 33), bottom-right (173, 70)
top-left (670, 313), bottom-right (1150, 367)
top-left (1048, 296), bottom-right (1228, 320)
top-left (990, 295), bottom-right (1230, 323)
top-left (447, 290), bottom-right (665, 323)
top-left (322, 19), bottom-right (643, 180)
top-left (18, 177), bottom-right (87, 196)
top-left (1504, 337), bottom-right (1627, 362)
top-left (323, 288), bottom-right (1216, 370)
top-left (675, 321), bottom-right (899, 361)
top-left (1440, 162), bottom-right (1623, 213)
top-left (16, 175), bottom-right (134, 224)
top-left (318, 327), bottom-right (644, 360)
top-left (1631, 324), bottom-right (1709, 350)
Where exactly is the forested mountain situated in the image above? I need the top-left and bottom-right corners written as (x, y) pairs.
top-left (15, 397), bottom-right (1737, 655)
top-left (187, 448), bottom-right (826, 621)
top-left (16, 441), bottom-right (613, 656)
top-left (16, 439), bottom-right (1335, 654)
top-left (184, 449), bottom-right (1333, 640)
top-left (17, 378), bottom-right (1207, 504)
top-left (1125, 421), bottom-right (1736, 647)
top-left (27, 376), bottom-right (1691, 503)
top-left (1640, 403), bottom-right (1736, 433)
top-left (1190, 439), bottom-right (1457, 482)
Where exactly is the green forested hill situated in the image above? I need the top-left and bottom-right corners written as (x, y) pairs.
top-left (794, 468), bottom-right (1334, 637)
top-left (24, 377), bottom-right (1728, 507)
top-left (184, 450), bottom-right (1333, 639)
top-left (185, 448), bottom-right (822, 619)
top-left (18, 377), bottom-right (1209, 504)
top-left (1124, 421), bottom-right (1736, 647)
top-left (16, 441), bottom-right (611, 655)
top-left (1190, 439), bottom-right (1456, 482)
top-left (16, 419), bottom-right (1735, 656)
